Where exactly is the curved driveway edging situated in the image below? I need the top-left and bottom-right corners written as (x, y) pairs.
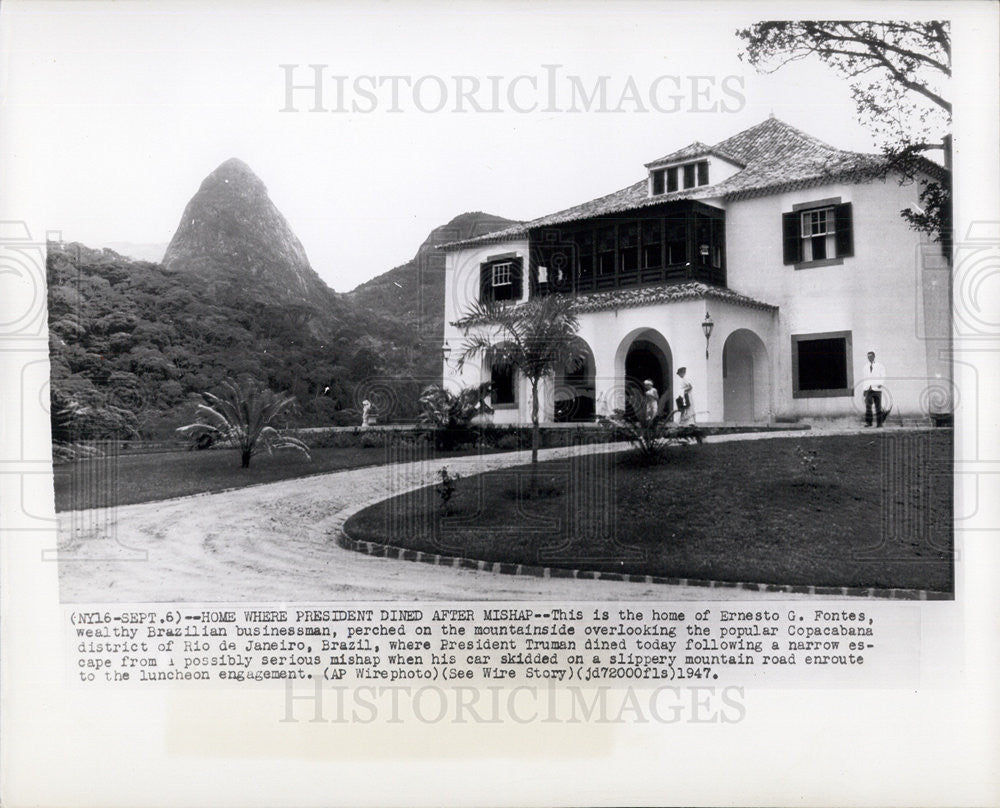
top-left (337, 427), bottom-right (952, 601)
top-left (336, 531), bottom-right (951, 601)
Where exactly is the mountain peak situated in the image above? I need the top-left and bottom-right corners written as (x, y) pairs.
top-left (163, 161), bottom-right (333, 302)
top-left (200, 158), bottom-right (266, 193)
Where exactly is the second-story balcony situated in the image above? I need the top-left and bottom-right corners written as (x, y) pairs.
top-left (528, 199), bottom-right (726, 296)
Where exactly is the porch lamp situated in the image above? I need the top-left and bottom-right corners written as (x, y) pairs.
top-left (702, 312), bottom-right (714, 359)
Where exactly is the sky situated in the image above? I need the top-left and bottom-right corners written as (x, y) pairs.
top-left (1, 0), bottom-right (930, 292)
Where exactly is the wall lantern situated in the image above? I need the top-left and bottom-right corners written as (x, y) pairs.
top-left (699, 243), bottom-right (711, 258)
top-left (441, 340), bottom-right (452, 362)
top-left (702, 312), bottom-right (714, 359)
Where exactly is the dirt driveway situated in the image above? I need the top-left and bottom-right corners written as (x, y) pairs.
top-left (57, 434), bottom-right (828, 602)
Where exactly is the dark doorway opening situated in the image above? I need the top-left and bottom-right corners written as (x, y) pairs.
top-left (624, 339), bottom-right (670, 419)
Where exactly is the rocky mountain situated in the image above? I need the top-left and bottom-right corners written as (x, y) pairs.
top-left (348, 211), bottom-right (520, 332)
top-left (163, 158), bottom-right (333, 304)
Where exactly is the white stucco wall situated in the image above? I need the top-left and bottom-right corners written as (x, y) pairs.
top-left (724, 175), bottom-right (951, 419)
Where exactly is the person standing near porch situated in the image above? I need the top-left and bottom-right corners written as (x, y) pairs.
top-left (676, 367), bottom-right (695, 423)
top-left (862, 351), bottom-right (887, 427)
top-left (643, 379), bottom-right (659, 422)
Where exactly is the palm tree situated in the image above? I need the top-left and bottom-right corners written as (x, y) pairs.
top-left (177, 378), bottom-right (310, 468)
top-left (456, 294), bottom-right (585, 492)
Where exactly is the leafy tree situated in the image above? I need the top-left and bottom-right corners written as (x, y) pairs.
top-left (456, 294), bottom-right (586, 492)
top-left (176, 378), bottom-right (311, 468)
top-left (737, 21), bottom-right (951, 247)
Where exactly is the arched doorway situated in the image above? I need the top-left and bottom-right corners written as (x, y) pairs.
top-left (554, 339), bottom-right (596, 422)
top-left (723, 329), bottom-right (770, 422)
top-left (615, 329), bottom-right (673, 419)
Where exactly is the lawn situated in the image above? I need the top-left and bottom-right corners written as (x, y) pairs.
top-left (53, 442), bottom-right (491, 511)
top-left (344, 431), bottom-right (954, 593)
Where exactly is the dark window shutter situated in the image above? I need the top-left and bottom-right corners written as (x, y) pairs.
top-left (510, 257), bottom-right (523, 300)
top-left (480, 262), bottom-right (491, 302)
top-left (697, 160), bottom-right (709, 186)
top-left (683, 163), bottom-right (696, 189)
top-left (834, 202), bottom-right (854, 257)
top-left (782, 212), bottom-right (802, 265)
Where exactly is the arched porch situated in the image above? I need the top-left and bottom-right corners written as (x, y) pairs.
top-left (722, 328), bottom-right (771, 422)
top-left (612, 328), bottom-right (674, 418)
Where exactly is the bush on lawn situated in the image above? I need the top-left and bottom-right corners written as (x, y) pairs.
top-left (176, 377), bottom-right (311, 468)
top-left (598, 408), bottom-right (704, 463)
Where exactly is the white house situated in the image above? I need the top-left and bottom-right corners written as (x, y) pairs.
top-left (439, 117), bottom-right (952, 425)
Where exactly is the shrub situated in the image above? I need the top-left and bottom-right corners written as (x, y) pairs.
top-left (418, 383), bottom-right (493, 450)
top-left (435, 466), bottom-right (460, 513)
top-left (598, 408), bottom-right (704, 463)
top-left (496, 434), bottom-right (521, 451)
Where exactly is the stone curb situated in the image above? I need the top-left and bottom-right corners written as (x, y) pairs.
top-left (336, 531), bottom-right (952, 601)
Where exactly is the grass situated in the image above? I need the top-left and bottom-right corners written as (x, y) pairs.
top-left (53, 442), bottom-right (493, 511)
top-left (344, 431), bottom-right (954, 593)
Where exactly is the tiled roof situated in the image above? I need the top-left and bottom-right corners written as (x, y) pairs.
top-left (439, 116), bottom-right (948, 251)
top-left (452, 282), bottom-right (776, 327)
top-left (644, 141), bottom-right (746, 168)
top-left (571, 281), bottom-right (776, 314)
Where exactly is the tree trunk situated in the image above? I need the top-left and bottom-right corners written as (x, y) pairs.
top-left (241, 450), bottom-right (252, 468)
top-left (530, 378), bottom-right (540, 495)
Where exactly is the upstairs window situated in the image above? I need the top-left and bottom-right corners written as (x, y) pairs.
top-left (801, 208), bottom-right (834, 261)
top-left (697, 160), bottom-right (709, 186)
top-left (479, 255), bottom-right (522, 302)
top-left (641, 219), bottom-right (662, 268)
top-left (666, 166), bottom-right (678, 192)
top-left (651, 160), bottom-right (708, 196)
top-left (783, 199), bottom-right (854, 267)
top-left (651, 169), bottom-right (665, 195)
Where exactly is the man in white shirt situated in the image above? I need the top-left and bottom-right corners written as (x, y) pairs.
top-left (862, 350), bottom-right (887, 427)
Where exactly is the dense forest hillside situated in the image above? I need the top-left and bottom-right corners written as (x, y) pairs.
top-left (48, 242), bottom-right (354, 439)
top-left (345, 211), bottom-right (519, 390)
top-left (47, 162), bottom-right (518, 441)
